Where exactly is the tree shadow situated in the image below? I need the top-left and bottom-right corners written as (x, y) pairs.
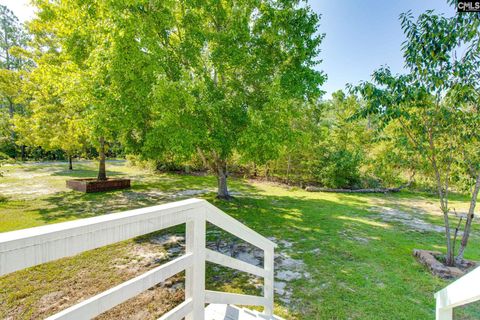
top-left (35, 175), bottom-right (260, 223)
top-left (15, 160), bottom-right (127, 175)
top-left (51, 169), bottom-right (124, 178)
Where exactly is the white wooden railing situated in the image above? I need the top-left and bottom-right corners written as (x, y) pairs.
top-left (0, 198), bottom-right (277, 320)
top-left (435, 266), bottom-right (480, 319)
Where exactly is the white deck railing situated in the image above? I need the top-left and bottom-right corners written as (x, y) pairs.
top-left (435, 266), bottom-right (480, 319)
top-left (0, 198), bottom-right (277, 320)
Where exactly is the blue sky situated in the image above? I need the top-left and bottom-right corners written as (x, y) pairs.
top-left (310, 0), bottom-right (455, 98)
top-left (1, 0), bottom-right (455, 98)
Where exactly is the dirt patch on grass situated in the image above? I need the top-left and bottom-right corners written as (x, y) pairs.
top-left (0, 183), bottom-right (58, 199)
top-left (369, 206), bottom-right (445, 233)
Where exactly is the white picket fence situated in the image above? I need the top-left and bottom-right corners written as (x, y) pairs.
top-left (435, 266), bottom-right (480, 319)
top-left (0, 198), bottom-right (277, 320)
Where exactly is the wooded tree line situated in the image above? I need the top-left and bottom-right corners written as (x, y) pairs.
top-left (0, 1), bottom-right (478, 264)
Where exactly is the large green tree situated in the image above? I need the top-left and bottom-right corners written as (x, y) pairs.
top-left (128, 1), bottom-right (326, 199)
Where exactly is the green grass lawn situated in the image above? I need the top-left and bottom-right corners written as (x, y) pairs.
top-left (0, 160), bottom-right (479, 319)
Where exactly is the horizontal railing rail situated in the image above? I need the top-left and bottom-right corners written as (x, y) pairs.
top-left (158, 298), bottom-right (193, 320)
top-left (0, 198), bottom-right (276, 320)
top-left (204, 202), bottom-right (276, 250)
top-left (47, 253), bottom-right (194, 320)
top-left (206, 248), bottom-right (267, 278)
top-left (435, 266), bottom-right (480, 320)
top-left (0, 199), bottom-right (200, 276)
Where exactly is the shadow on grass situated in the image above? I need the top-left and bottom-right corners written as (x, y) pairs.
top-left (36, 189), bottom-right (170, 222)
top-left (51, 169), bottom-right (124, 178)
top-left (35, 175), bottom-right (259, 223)
top-left (15, 160), bottom-right (127, 175)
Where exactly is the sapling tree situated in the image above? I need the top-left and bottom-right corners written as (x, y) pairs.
top-left (354, 5), bottom-right (480, 266)
top-left (448, 68), bottom-right (480, 261)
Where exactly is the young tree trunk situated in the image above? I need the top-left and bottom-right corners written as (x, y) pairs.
top-left (8, 99), bottom-right (15, 141)
top-left (7, 98), bottom-right (19, 159)
top-left (286, 154), bottom-right (291, 185)
top-left (435, 178), bottom-right (454, 266)
top-left (97, 137), bottom-right (107, 181)
top-left (216, 160), bottom-right (231, 200)
top-left (68, 155), bottom-right (73, 170)
top-left (456, 171), bottom-right (480, 261)
top-left (427, 126), bottom-right (455, 266)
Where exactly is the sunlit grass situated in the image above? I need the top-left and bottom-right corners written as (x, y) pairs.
top-left (337, 215), bottom-right (391, 228)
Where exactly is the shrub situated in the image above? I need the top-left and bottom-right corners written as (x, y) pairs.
top-left (311, 148), bottom-right (362, 189)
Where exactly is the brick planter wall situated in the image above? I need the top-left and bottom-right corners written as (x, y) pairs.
top-left (66, 178), bottom-right (131, 193)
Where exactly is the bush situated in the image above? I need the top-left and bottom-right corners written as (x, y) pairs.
top-left (126, 154), bottom-right (158, 171)
top-left (311, 149), bottom-right (362, 189)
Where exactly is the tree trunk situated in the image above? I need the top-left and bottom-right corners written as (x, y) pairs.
top-left (434, 171), bottom-right (454, 266)
top-left (440, 197), bottom-right (454, 266)
top-left (286, 155), bottom-right (291, 185)
top-left (20, 145), bottom-right (26, 161)
top-left (8, 99), bottom-right (15, 140)
top-left (7, 98), bottom-right (18, 159)
top-left (430, 156), bottom-right (454, 266)
top-left (216, 160), bottom-right (231, 200)
top-left (456, 171), bottom-right (480, 261)
top-left (97, 137), bottom-right (107, 181)
top-left (68, 155), bottom-right (73, 170)
top-left (197, 147), bottom-right (209, 171)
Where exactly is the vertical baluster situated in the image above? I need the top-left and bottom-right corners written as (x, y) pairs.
top-left (186, 209), bottom-right (206, 320)
top-left (264, 246), bottom-right (275, 318)
top-left (185, 220), bottom-right (194, 320)
top-left (436, 308), bottom-right (453, 320)
top-left (436, 294), bottom-right (453, 320)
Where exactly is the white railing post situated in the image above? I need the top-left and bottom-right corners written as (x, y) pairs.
top-left (185, 208), bottom-right (206, 320)
top-left (434, 266), bottom-right (480, 320)
top-left (263, 246), bottom-right (274, 317)
top-left (436, 298), bottom-right (452, 320)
